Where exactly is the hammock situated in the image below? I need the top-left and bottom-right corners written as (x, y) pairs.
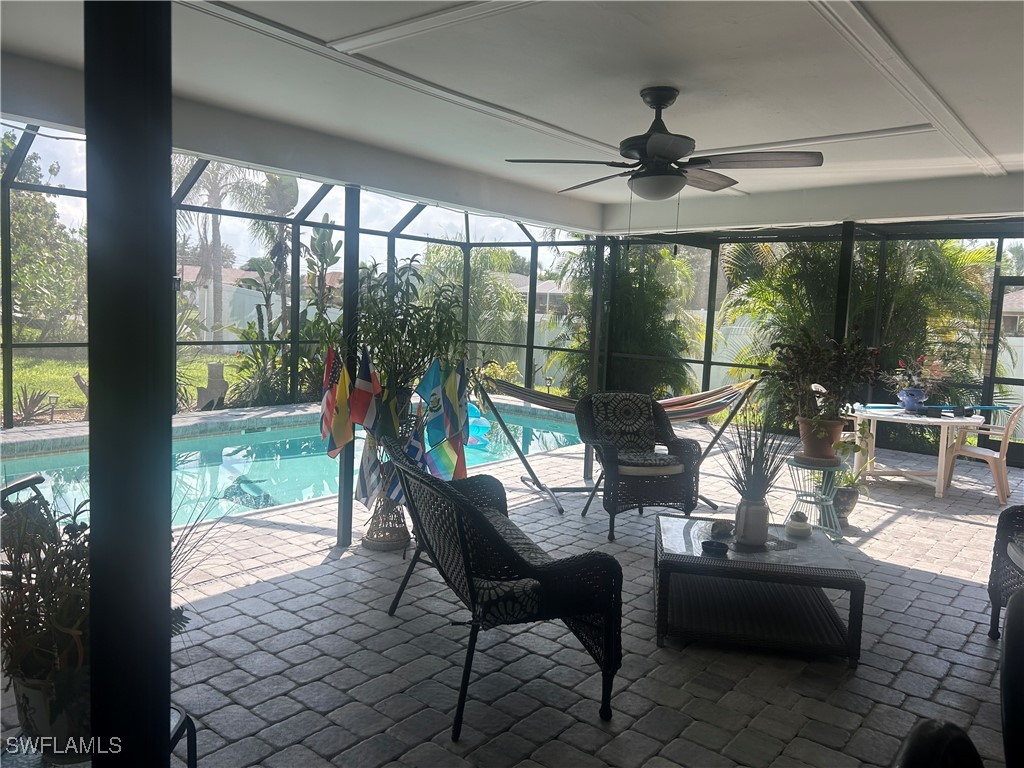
top-left (479, 377), bottom-right (758, 512)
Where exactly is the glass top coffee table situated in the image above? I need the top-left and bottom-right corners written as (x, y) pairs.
top-left (655, 515), bottom-right (865, 667)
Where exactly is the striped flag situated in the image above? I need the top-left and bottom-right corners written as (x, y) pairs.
top-left (355, 434), bottom-right (383, 507)
top-left (326, 365), bottom-right (353, 458)
top-left (383, 462), bottom-right (405, 505)
top-left (350, 347), bottom-right (383, 435)
top-left (320, 347), bottom-right (341, 441)
top-left (406, 425), bottom-right (428, 470)
top-left (455, 360), bottom-right (469, 444)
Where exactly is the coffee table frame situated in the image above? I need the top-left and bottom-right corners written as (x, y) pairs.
top-left (655, 515), bottom-right (865, 667)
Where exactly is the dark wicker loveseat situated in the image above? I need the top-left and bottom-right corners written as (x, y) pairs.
top-left (575, 392), bottom-right (700, 541)
top-left (380, 437), bottom-right (623, 741)
top-left (989, 504), bottom-right (1024, 640)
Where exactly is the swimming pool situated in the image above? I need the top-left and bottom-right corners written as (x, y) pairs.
top-left (1, 412), bottom-right (579, 525)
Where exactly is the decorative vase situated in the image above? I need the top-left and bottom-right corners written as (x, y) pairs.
top-left (896, 387), bottom-right (928, 412)
top-left (833, 487), bottom-right (860, 524)
top-left (796, 417), bottom-right (844, 462)
top-left (13, 677), bottom-right (90, 764)
top-left (735, 498), bottom-right (770, 547)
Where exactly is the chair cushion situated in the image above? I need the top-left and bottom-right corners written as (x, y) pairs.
top-left (472, 577), bottom-right (542, 629)
top-left (617, 450), bottom-right (685, 477)
top-left (1008, 537), bottom-right (1024, 573)
top-left (590, 393), bottom-right (656, 452)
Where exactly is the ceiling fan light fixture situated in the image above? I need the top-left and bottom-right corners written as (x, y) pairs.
top-left (627, 171), bottom-right (687, 200)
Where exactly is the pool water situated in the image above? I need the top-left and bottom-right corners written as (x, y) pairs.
top-left (1, 413), bottom-right (579, 525)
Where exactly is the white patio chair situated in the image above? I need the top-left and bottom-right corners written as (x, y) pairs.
top-left (944, 404), bottom-right (1024, 505)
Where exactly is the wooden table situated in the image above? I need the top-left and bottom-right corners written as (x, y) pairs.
top-left (850, 407), bottom-right (984, 498)
top-left (655, 515), bottom-right (864, 667)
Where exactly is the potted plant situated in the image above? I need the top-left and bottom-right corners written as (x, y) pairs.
top-left (347, 256), bottom-right (467, 549)
top-left (767, 329), bottom-right (878, 461)
top-left (831, 423), bottom-right (873, 525)
top-left (1, 494), bottom-right (91, 755)
top-left (722, 404), bottom-right (799, 547)
top-left (877, 354), bottom-right (945, 412)
top-left (785, 510), bottom-right (812, 538)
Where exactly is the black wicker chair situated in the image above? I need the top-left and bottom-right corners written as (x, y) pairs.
top-left (575, 392), bottom-right (700, 541)
top-left (380, 437), bottom-right (623, 741)
top-left (988, 505), bottom-right (1024, 640)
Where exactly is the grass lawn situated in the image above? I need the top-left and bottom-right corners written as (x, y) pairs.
top-left (11, 351), bottom-right (244, 412)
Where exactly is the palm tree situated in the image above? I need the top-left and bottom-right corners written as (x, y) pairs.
top-left (419, 241), bottom-right (529, 366)
top-left (172, 157), bottom-right (264, 343)
top-left (246, 174), bottom-right (299, 336)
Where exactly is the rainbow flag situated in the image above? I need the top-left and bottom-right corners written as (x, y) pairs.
top-left (423, 438), bottom-right (461, 481)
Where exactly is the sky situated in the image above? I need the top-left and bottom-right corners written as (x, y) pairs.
top-left (5, 120), bottom-right (570, 274)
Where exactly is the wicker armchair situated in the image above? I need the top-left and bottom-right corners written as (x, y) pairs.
top-left (575, 392), bottom-right (700, 541)
top-left (380, 437), bottom-right (623, 741)
top-left (989, 505), bottom-right (1024, 639)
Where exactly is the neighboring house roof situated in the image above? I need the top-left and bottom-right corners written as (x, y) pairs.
top-left (179, 264), bottom-right (259, 286)
top-left (492, 271), bottom-right (567, 295)
top-left (1003, 287), bottom-right (1024, 314)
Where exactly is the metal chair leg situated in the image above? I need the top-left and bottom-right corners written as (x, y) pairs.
top-left (599, 671), bottom-right (614, 721)
top-left (388, 544), bottom-right (423, 616)
top-left (989, 590), bottom-right (1002, 640)
top-left (581, 472), bottom-right (604, 517)
top-left (452, 623), bottom-right (480, 742)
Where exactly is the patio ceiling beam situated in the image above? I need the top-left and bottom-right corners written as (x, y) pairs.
top-left (182, 2), bottom-right (619, 159)
top-left (811, 1), bottom-right (1004, 176)
top-left (326, 2), bottom-right (537, 55)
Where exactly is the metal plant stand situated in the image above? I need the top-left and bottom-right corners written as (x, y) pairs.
top-left (785, 457), bottom-right (847, 540)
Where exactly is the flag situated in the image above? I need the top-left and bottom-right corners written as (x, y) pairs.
top-left (440, 363), bottom-right (467, 479)
top-left (327, 365), bottom-right (353, 458)
top-left (350, 347), bottom-right (383, 435)
top-left (375, 389), bottom-right (401, 441)
top-left (406, 425), bottom-right (428, 470)
top-left (320, 347), bottom-right (341, 441)
top-left (355, 435), bottom-right (383, 507)
top-left (423, 438), bottom-right (461, 481)
top-left (418, 358), bottom-right (447, 447)
top-left (383, 462), bottom-right (404, 505)
top-left (455, 359), bottom-right (469, 444)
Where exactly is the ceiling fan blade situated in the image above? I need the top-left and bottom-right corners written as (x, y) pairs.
top-left (683, 168), bottom-right (739, 192)
top-left (685, 151), bottom-right (824, 169)
top-left (646, 132), bottom-right (696, 161)
top-left (506, 158), bottom-right (638, 168)
top-left (558, 171), bottom-right (633, 193)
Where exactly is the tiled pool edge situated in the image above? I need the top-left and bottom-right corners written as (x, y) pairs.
top-left (0, 393), bottom-right (573, 459)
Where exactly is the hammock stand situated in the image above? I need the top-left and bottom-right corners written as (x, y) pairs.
top-left (477, 377), bottom-right (759, 514)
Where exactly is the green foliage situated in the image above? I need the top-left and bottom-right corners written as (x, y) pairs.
top-left (227, 313), bottom-right (289, 408)
top-left (356, 256), bottom-right (466, 394)
top-left (420, 241), bottom-right (528, 364)
top-left (478, 361), bottom-right (523, 392)
top-left (722, 403), bottom-right (799, 501)
top-left (15, 386), bottom-right (51, 424)
top-left (1, 496), bottom-right (90, 715)
top-left (553, 241), bottom-right (699, 398)
top-left (766, 329), bottom-right (878, 421)
top-left (3, 131), bottom-right (88, 343)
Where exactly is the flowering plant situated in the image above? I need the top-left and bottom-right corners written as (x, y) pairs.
top-left (878, 354), bottom-right (945, 395)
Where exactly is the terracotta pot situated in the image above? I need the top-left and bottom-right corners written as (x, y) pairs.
top-left (735, 498), bottom-right (770, 547)
top-left (796, 417), bottom-right (845, 460)
top-left (833, 487), bottom-right (860, 521)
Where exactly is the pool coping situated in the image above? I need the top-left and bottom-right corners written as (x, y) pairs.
top-left (0, 393), bottom-right (575, 459)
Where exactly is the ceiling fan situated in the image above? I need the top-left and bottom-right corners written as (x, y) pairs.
top-left (507, 86), bottom-right (824, 200)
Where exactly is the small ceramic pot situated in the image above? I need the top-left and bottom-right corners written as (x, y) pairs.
top-left (785, 519), bottom-right (813, 538)
top-left (735, 498), bottom-right (770, 547)
top-left (897, 387), bottom-right (928, 412)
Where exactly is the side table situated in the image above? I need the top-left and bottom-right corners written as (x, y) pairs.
top-left (786, 457), bottom-right (847, 540)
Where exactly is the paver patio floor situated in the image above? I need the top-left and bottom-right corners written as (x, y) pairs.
top-left (3, 430), bottom-right (1019, 767)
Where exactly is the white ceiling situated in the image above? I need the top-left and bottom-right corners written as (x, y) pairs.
top-left (1, 1), bottom-right (1022, 233)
